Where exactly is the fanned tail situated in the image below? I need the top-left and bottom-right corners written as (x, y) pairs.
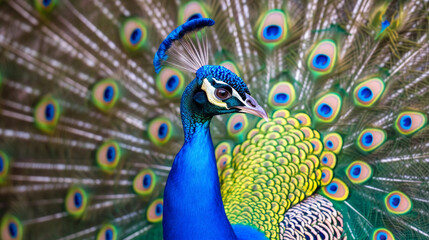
top-left (0, 0), bottom-right (428, 239)
top-left (0, 0), bottom-right (186, 239)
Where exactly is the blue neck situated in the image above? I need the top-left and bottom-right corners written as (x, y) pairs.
top-left (163, 79), bottom-right (237, 239)
top-left (180, 80), bottom-right (211, 142)
top-left (163, 120), bottom-right (237, 239)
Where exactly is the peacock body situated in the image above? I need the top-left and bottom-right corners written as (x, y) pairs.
top-left (0, 0), bottom-right (428, 240)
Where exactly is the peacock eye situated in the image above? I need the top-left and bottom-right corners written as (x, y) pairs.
top-left (215, 88), bottom-right (232, 100)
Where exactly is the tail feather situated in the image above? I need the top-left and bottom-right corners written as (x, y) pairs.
top-left (0, 0), bottom-right (428, 239)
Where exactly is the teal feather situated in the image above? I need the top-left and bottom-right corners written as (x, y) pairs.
top-left (0, 0), bottom-right (428, 239)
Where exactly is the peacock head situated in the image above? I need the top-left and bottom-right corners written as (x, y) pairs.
top-left (188, 65), bottom-right (268, 120)
top-left (153, 18), bottom-right (267, 122)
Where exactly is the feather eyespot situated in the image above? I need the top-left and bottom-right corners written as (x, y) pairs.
top-left (257, 10), bottom-right (288, 49)
top-left (227, 114), bottom-right (249, 139)
top-left (34, 96), bottom-right (60, 133)
top-left (308, 40), bottom-right (337, 78)
top-left (268, 82), bottom-right (296, 109)
top-left (1, 214), bottom-right (23, 240)
top-left (385, 191), bottom-right (412, 215)
top-left (35, 0), bottom-right (58, 13)
top-left (91, 79), bottom-right (120, 112)
top-left (147, 199), bottom-right (163, 223)
top-left (96, 141), bottom-right (121, 172)
top-left (320, 151), bottom-right (336, 169)
top-left (372, 228), bottom-right (395, 240)
top-left (148, 118), bottom-right (173, 146)
top-left (353, 78), bottom-right (385, 107)
top-left (323, 133), bottom-right (343, 154)
top-left (356, 128), bottom-right (386, 153)
top-left (217, 155), bottom-right (231, 171)
top-left (1, 215), bottom-right (21, 240)
top-left (0, 151), bottom-right (9, 183)
top-left (321, 178), bottom-right (349, 201)
top-left (215, 88), bottom-right (232, 100)
top-left (133, 169), bottom-right (156, 196)
top-left (346, 161), bottom-right (373, 184)
top-left (97, 224), bottom-right (118, 240)
top-left (313, 93), bottom-right (342, 123)
top-left (215, 142), bottom-right (232, 159)
top-left (320, 167), bottom-right (333, 186)
top-left (65, 187), bottom-right (88, 218)
top-left (120, 18), bottom-right (148, 51)
top-left (156, 67), bottom-right (185, 98)
top-left (394, 111), bottom-right (427, 136)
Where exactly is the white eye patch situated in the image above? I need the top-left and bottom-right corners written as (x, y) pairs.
top-left (201, 78), bottom-right (244, 108)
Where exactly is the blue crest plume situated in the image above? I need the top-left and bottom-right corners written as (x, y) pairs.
top-left (154, 18), bottom-right (215, 73)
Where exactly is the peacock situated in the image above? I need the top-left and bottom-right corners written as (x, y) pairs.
top-left (0, 0), bottom-right (428, 239)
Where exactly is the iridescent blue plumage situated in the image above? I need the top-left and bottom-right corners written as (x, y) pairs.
top-left (164, 66), bottom-right (268, 239)
top-left (196, 65), bottom-right (250, 99)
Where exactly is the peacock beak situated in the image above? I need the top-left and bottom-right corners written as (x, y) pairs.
top-left (233, 93), bottom-right (269, 121)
